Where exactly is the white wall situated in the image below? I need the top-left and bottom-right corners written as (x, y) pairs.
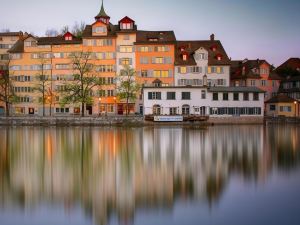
top-left (143, 87), bottom-right (264, 117)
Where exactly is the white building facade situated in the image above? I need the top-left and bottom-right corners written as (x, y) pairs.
top-left (143, 86), bottom-right (265, 117)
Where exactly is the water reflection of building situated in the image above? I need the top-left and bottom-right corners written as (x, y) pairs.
top-left (0, 125), bottom-right (299, 225)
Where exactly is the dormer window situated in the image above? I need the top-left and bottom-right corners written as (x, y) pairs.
top-left (182, 53), bottom-right (188, 61)
top-left (149, 38), bottom-right (158, 42)
top-left (216, 54), bottom-right (222, 61)
top-left (211, 45), bottom-right (217, 52)
top-left (65, 36), bottom-right (72, 41)
top-left (63, 32), bottom-right (74, 41)
top-left (121, 23), bottom-right (132, 30)
top-left (93, 26), bottom-right (107, 33)
top-left (119, 16), bottom-right (135, 30)
top-left (24, 40), bottom-right (37, 47)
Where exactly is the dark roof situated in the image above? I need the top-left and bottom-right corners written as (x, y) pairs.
top-left (7, 34), bottom-right (34, 53)
top-left (281, 75), bottom-right (300, 82)
top-left (175, 40), bottom-right (231, 66)
top-left (37, 36), bottom-right (82, 45)
top-left (208, 86), bottom-right (265, 93)
top-left (135, 31), bottom-right (176, 44)
top-left (265, 94), bottom-right (298, 103)
top-left (0, 31), bottom-right (22, 37)
top-left (276, 58), bottom-right (300, 71)
top-left (268, 72), bottom-right (282, 80)
top-left (231, 59), bottom-right (271, 80)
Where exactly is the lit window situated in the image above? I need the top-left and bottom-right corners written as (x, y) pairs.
top-left (180, 67), bottom-right (187, 74)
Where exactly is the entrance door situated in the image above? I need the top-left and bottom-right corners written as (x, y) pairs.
top-left (118, 104), bottom-right (124, 115)
top-left (86, 105), bottom-right (93, 115)
top-left (200, 106), bottom-right (206, 116)
top-left (29, 108), bottom-right (35, 115)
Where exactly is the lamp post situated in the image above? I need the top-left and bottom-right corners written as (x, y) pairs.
top-left (98, 97), bottom-right (101, 116)
top-left (294, 101), bottom-right (298, 118)
top-left (113, 96), bottom-right (117, 115)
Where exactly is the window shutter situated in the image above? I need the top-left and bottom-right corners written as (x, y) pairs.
top-left (117, 46), bottom-right (120, 52)
top-left (113, 52), bottom-right (116, 59)
top-left (137, 70), bottom-right (141, 77)
top-left (113, 65), bottom-right (117, 72)
top-left (157, 92), bottom-right (161, 99)
top-left (149, 70), bottom-right (153, 77)
top-left (166, 46), bottom-right (170, 52)
top-left (129, 58), bottom-right (132, 65)
top-left (119, 59), bottom-right (122, 65)
top-left (152, 57), bottom-right (155, 64)
top-left (149, 46), bottom-right (153, 52)
top-left (148, 92), bottom-right (152, 100)
top-left (169, 69), bottom-right (173, 77)
top-left (132, 46), bottom-right (135, 52)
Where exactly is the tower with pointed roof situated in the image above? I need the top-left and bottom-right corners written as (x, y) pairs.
top-left (95, 0), bottom-right (110, 24)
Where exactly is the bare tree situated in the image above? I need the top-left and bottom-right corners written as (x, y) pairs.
top-left (116, 65), bottom-right (141, 116)
top-left (72, 21), bottom-right (86, 38)
top-left (33, 56), bottom-right (51, 116)
top-left (59, 52), bottom-right (101, 117)
top-left (45, 29), bottom-right (59, 37)
top-left (60, 25), bottom-right (69, 35)
top-left (1, 28), bottom-right (10, 32)
top-left (0, 59), bottom-right (16, 116)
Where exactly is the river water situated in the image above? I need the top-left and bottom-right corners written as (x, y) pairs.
top-left (0, 125), bottom-right (300, 225)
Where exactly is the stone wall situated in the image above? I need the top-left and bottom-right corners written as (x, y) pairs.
top-left (208, 116), bottom-right (264, 125)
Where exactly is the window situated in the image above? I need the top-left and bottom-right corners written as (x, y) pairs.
top-left (223, 93), bottom-right (228, 101)
top-left (10, 54), bottom-right (22, 59)
top-left (154, 46), bottom-right (168, 52)
top-left (169, 107), bottom-right (177, 115)
top-left (121, 23), bottom-right (132, 30)
top-left (213, 93), bottom-right (218, 101)
top-left (253, 93), bottom-right (259, 101)
top-left (148, 92), bottom-right (161, 100)
top-left (233, 93), bottom-right (239, 101)
top-left (140, 46), bottom-right (149, 52)
top-left (167, 92), bottom-right (176, 100)
top-left (250, 80), bottom-right (256, 86)
top-left (182, 92), bottom-right (191, 100)
top-left (119, 45), bottom-right (133, 53)
top-left (53, 53), bottom-right (64, 58)
top-left (270, 105), bottom-right (276, 111)
top-left (141, 70), bottom-right (148, 77)
top-left (55, 64), bottom-right (69, 70)
top-left (140, 57), bottom-right (148, 64)
top-left (107, 90), bottom-right (114, 97)
top-left (179, 67), bottom-right (187, 74)
top-left (154, 70), bottom-right (169, 78)
top-left (182, 105), bottom-right (190, 115)
top-left (201, 90), bottom-right (206, 99)
top-left (120, 58), bottom-right (131, 65)
top-left (243, 92), bottom-right (249, 101)
top-left (191, 66), bottom-right (201, 73)
top-left (280, 106), bottom-right (291, 112)
top-left (31, 53), bottom-right (40, 59)
top-left (261, 80), bottom-right (267, 86)
top-left (272, 80), bottom-right (276, 87)
top-left (153, 105), bottom-right (161, 115)
top-left (155, 57), bottom-right (163, 64)
top-left (25, 41), bottom-right (37, 47)
top-left (93, 26), bottom-right (107, 33)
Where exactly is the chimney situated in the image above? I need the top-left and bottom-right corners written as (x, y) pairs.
top-left (210, 34), bottom-right (215, 41)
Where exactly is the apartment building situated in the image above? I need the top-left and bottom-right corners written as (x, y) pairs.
top-left (230, 59), bottom-right (281, 101)
top-left (0, 31), bottom-right (23, 115)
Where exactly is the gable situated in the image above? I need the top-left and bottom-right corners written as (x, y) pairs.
top-left (92, 21), bottom-right (108, 36)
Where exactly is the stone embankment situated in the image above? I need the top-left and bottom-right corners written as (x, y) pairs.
top-left (0, 116), bottom-right (268, 126)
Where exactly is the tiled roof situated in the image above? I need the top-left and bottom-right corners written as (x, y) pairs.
top-left (276, 58), bottom-right (300, 71)
top-left (231, 59), bottom-right (271, 80)
top-left (135, 31), bottom-right (176, 44)
top-left (265, 94), bottom-right (298, 103)
top-left (0, 31), bottom-right (22, 37)
top-left (175, 40), bottom-right (231, 66)
top-left (208, 86), bottom-right (265, 93)
top-left (37, 36), bottom-right (82, 45)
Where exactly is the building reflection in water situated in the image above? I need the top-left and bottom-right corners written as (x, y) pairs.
top-left (0, 125), bottom-right (299, 225)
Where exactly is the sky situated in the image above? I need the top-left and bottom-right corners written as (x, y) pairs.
top-left (1, 0), bottom-right (299, 66)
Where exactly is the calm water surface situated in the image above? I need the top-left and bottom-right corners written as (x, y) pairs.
top-left (0, 125), bottom-right (300, 225)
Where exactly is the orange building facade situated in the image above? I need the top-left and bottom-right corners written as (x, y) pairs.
top-left (7, 2), bottom-right (177, 116)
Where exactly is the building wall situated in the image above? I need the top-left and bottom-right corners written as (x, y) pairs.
top-left (135, 44), bottom-right (175, 86)
top-left (175, 48), bottom-right (230, 87)
top-left (266, 102), bottom-right (297, 117)
top-left (143, 87), bottom-right (264, 117)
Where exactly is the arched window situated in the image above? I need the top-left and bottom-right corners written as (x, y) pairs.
top-left (153, 105), bottom-right (161, 115)
top-left (182, 105), bottom-right (190, 115)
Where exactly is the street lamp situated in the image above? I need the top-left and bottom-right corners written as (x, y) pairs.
top-left (113, 96), bottom-right (117, 115)
top-left (294, 101), bottom-right (298, 118)
top-left (98, 97), bottom-right (101, 116)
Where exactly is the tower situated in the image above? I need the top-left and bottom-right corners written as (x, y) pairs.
top-left (95, 0), bottom-right (110, 24)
